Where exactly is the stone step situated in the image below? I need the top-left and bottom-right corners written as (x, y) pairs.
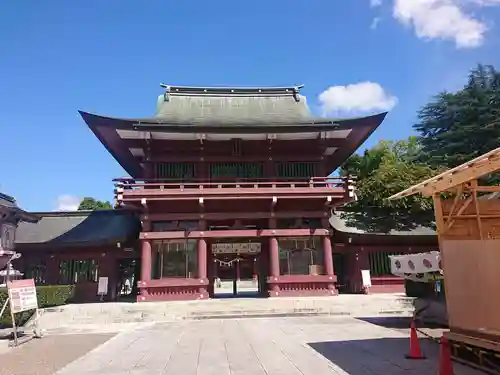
top-left (29, 294), bottom-right (415, 332)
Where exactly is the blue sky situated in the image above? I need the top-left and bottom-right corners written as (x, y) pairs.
top-left (1, 0), bottom-right (499, 212)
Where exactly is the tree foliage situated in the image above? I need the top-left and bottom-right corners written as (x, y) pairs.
top-left (415, 64), bottom-right (500, 173)
top-left (340, 64), bottom-right (500, 232)
top-left (339, 138), bottom-right (438, 232)
top-left (77, 197), bottom-right (113, 211)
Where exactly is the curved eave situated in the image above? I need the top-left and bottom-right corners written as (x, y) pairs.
top-left (79, 111), bottom-right (143, 177)
top-left (17, 210), bottom-right (40, 223)
top-left (78, 111), bottom-right (387, 131)
top-left (79, 110), bottom-right (387, 178)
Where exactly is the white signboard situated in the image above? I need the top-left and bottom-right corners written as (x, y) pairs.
top-left (389, 251), bottom-right (441, 276)
top-left (97, 277), bottom-right (109, 295)
top-left (7, 279), bottom-right (38, 313)
top-left (212, 243), bottom-right (261, 254)
top-left (361, 269), bottom-right (372, 288)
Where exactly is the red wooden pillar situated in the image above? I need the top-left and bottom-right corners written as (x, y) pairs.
top-left (197, 238), bottom-right (208, 298)
top-left (197, 239), bottom-right (207, 280)
top-left (269, 236), bottom-right (280, 295)
top-left (322, 236), bottom-right (337, 293)
top-left (323, 236), bottom-right (335, 275)
top-left (139, 239), bottom-right (152, 300)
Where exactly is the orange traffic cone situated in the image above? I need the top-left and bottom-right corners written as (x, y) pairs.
top-left (438, 336), bottom-right (455, 375)
top-left (405, 318), bottom-right (426, 359)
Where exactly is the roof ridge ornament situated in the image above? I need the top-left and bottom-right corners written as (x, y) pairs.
top-left (158, 83), bottom-right (305, 97)
top-left (160, 83), bottom-right (171, 102)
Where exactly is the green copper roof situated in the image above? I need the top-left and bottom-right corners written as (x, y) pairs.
top-left (15, 210), bottom-right (140, 248)
top-left (153, 84), bottom-right (323, 126)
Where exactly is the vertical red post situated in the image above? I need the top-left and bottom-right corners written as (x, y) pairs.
top-left (323, 236), bottom-right (334, 275)
top-left (269, 236), bottom-right (280, 295)
top-left (197, 239), bottom-right (208, 298)
top-left (197, 239), bottom-right (207, 279)
top-left (323, 236), bottom-right (337, 293)
top-left (140, 239), bottom-right (152, 300)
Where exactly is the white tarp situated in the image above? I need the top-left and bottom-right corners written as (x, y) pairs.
top-left (389, 251), bottom-right (441, 276)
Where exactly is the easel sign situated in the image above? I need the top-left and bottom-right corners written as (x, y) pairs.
top-left (97, 277), bottom-right (108, 301)
top-left (361, 269), bottom-right (372, 289)
top-left (7, 279), bottom-right (39, 346)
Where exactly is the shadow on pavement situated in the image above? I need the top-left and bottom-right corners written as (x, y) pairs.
top-left (212, 291), bottom-right (262, 299)
top-left (308, 337), bottom-right (458, 375)
top-left (357, 316), bottom-right (447, 330)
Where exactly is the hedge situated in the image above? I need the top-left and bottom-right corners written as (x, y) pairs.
top-left (405, 279), bottom-right (446, 300)
top-left (0, 285), bottom-right (75, 328)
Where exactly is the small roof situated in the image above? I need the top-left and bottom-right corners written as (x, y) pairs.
top-left (0, 193), bottom-right (40, 223)
top-left (388, 145), bottom-right (500, 199)
top-left (80, 84), bottom-right (387, 177)
top-left (15, 210), bottom-right (140, 249)
top-left (329, 211), bottom-right (436, 245)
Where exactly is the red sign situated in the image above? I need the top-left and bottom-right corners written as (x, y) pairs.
top-left (7, 279), bottom-right (38, 313)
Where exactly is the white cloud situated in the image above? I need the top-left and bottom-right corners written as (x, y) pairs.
top-left (370, 17), bottom-right (381, 29)
top-left (371, 0), bottom-right (383, 6)
top-left (318, 82), bottom-right (398, 115)
top-left (392, 0), bottom-right (488, 48)
top-left (55, 195), bottom-right (80, 211)
top-left (471, 0), bottom-right (500, 5)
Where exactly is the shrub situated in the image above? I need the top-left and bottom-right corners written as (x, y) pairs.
top-left (405, 279), bottom-right (446, 300)
top-left (404, 279), bottom-right (434, 297)
top-left (0, 285), bottom-right (75, 328)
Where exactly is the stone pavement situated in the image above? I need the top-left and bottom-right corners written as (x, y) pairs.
top-left (54, 316), bottom-right (483, 375)
top-left (0, 333), bottom-right (114, 375)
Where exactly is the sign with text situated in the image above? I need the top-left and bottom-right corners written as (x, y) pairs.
top-left (7, 279), bottom-right (38, 313)
top-left (97, 277), bottom-right (109, 295)
top-left (361, 269), bottom-right (372, 288)
top-left (212, 243), bottom-right (261, 254)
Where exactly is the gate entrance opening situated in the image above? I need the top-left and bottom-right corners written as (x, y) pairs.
top-left (210, 241), bottom-right (263, 298)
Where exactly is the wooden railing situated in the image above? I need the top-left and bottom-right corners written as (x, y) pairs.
top-left (114, 176), bottom-right (351, 190)
top-left (113, 176), bottom-right (356, 204)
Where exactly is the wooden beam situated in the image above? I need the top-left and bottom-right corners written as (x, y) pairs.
top-left (142, 211), bottom-right (328, 221)
top-left (470, 180), bottom-right (484, 240)
top-left (147, 155), bottom-right (325, 163)
top-left (445, 185), bottom-right (464, 226)
top-left (433, 194), bottom-right (446, 235)
top-left (389, 146), bottom-right (500, 199)
top-left (471, 186), bottom-right (500, 193)
top-left (446, 194), bottom-right (474, 232)
top-left (140, 228), bottom-right (330, 240)
top-left (121, 194), bottom-right (345, 202)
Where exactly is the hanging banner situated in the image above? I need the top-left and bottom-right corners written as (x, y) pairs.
top-left (7, 279), bottom-right (38, 313)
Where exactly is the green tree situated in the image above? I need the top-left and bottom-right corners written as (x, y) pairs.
top-left (339, 138), bottom-right (438, 232)
top-left (415, 64), bottom-right (500, 172)
top-left (77, 197), bottom-right (113, 211)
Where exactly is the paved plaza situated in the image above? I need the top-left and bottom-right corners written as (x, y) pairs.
top-left (43, 316), bottom-right (481, 375)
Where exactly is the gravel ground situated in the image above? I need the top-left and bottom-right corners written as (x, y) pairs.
top-left (0, 333), bottom-right (114, 375)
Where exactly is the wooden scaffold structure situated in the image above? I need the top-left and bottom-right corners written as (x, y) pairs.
top-left (389, 146), bottom-right (500, 374)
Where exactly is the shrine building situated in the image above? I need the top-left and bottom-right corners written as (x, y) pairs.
top-left (77, 84), bottom-right (389, 301)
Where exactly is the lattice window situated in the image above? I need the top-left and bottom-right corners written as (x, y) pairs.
top-left (210, 163), bottom-right (264, 180)
top-left (276, 162), bottom-right (316, 178)
top-left (368, 251), bottom-right (404, 277)
top-left (155, 163), bottom-right (195, 179)
top-left (152, 240), bottom-right (197, 278)
top-left (278, 237), bottom-right (323, 275)
top-left (59, 259), bottom-right (99, 284)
